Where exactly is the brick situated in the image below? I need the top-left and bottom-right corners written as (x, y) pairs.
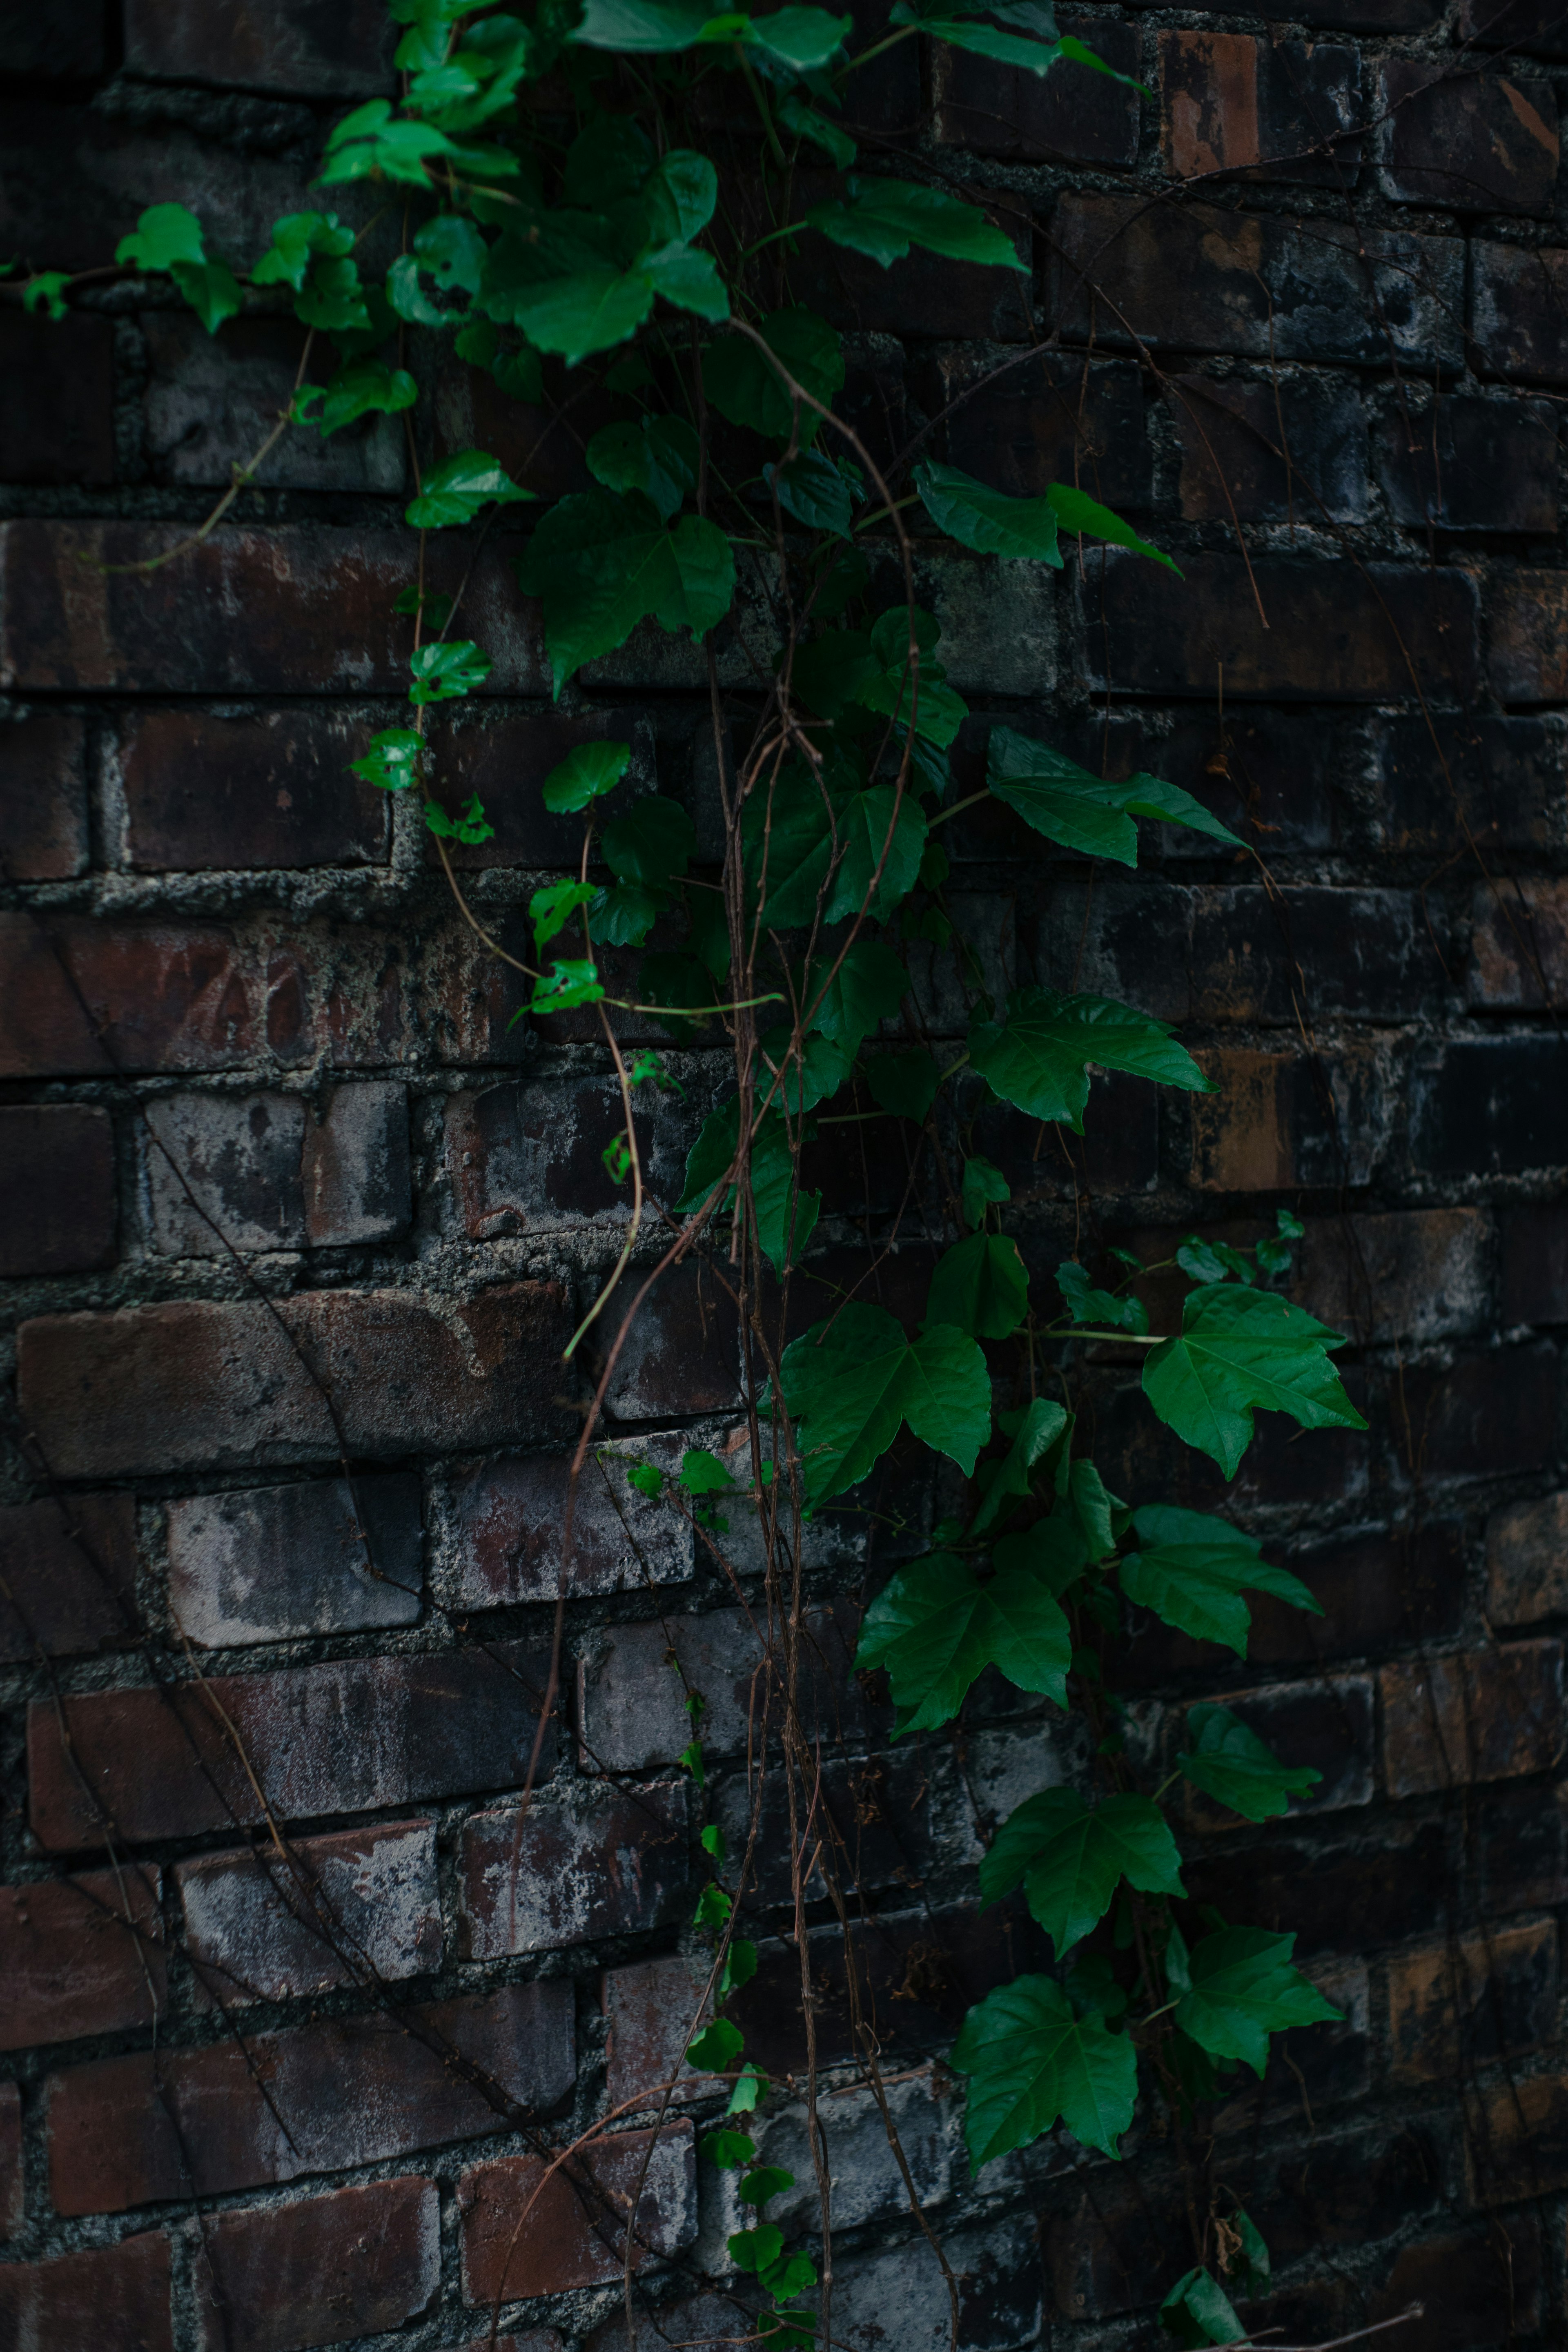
top-left (447, 1075), bottom-right (699, 1240)
top-left (1189, 1816), bottom-right (1455, 1957)
top-left (1387, 1918), bottom-right (1557, 2083)
top-left (0, 1491), bottom-right (137, 1665)
top-left (302, 1082), bottom-right (411, 1245)
top-left (1374, 395), bottom-right (1557, 533)
top-left (459, 2337), bottom-right (565, 2352)
top-left (0, 1105), bottom-right (116, 1277)
top-left (0, 2233), bottom-right (172, 2351)
top-left (1192, 884), bottom-right (1435, 1021)
top-left (1382, 1640), bottom-right (1562, 1797)
top-left (167, 1472), bottom-right (422, 1646)
top-left (0, 910), bottom-right (260, 1078)
top-left (0, 2082), bottom-right (19, 2239)
top-left (1080, 553), bottom-right (1479, 702)
top-left (1489, 1493), bottom-right (1568, 1624)
top-left (1372, 711), bottom-right (1566, 852)
top-left (831, 2216), bottom-right (1041, 2352)
top-left (1051, 195), bottom-right (1463, 368)
top-left (603, 1953), bottom-right (715, 2111)
top-left (1469, 875), bottom-right (1568, 1007)
top-left (120, 708), bottom-right (391, 871)
top-left (584, 2297), bottom-right (738, 2352)
top-left (436, 707), bottom-right (658, 867)
top-left (1458, 0), bottom-right (1568, 53)
top-left (1037, 878), bottom-right (1192, 1022)
top-left (971, 1074), bottom-right (1159, 1198)
top-left (18, 1281), bottom-right (573, 1479)
top-left (460, 2123), bottom-right (696, 2302)
top-left (143, 316), bottom-right (404, 496)
top-left (0, 1866), bottom-right (163, 2053)
top-left (579, 1602), bottom-right (869, 1775)
top-left (453, 1444), bottom-right (693, 1610)
top-left (1295, 1209), bottom-right (1490, 1344)
top-left (124, 0), bottom-right (395, 96)
top-left (1368, 2224), bottom-right (1543, 2352)
top-left (146, 1091), bottom-right (306, 1255)
top-left (194, 2176), bottom-right (438, 2352)
top-left (1503, 1202), bottom-right (1568, 1324)
top-left (939, 355), bottom-right (1150, 515)
top-left (1158, 32), bottom-right (1363, 185)
top-left (0, 707), bottom-right (89, 880)
top-left (596, 1258), bottom-right (741, 1420)
top-left (29, 1641), bottom-right (559, 1850)
top-left (432, 356), bottom-right (617, 503)
top-left (1473, 243), bottom-right (1568, 391)
top-left (1380, 63), bottom-right (1558, 216)
top-left (1393, 1348), bottom-right (1559, 1482)
top-left (178, 1820), bottom-right (442, 2005)
top-left (0, 0), bottom-right (105, 73)
top-left (1211, 1956), bottom-right (1370, 2127)
top-left (1488, 568), bottom-right (1568, 702)
top-left (935, 15), bottom-right (1140, 165)
top-left (1468, 2072), bottom-right (1568, 2203)
top-left (49, 1980), bottom-right (573, 2215)
top-left (1134, 708), bottom-right (1344, 857)
top-left (0, 308), bottom-right (114, 487)
top-left (1413, 1039), bottom-right (1568, 1176)
top-left (460, 1780), bottom-right (688, 1956)
top-left (713, 1746), bottom-right (938, 1907)
top-left (1189, 1044), bottom-right (1388, 1192)
top-left (1170, 375), bottom-right (1368, 525)
top-left (1176, 1678), bottom-right (1375, 1830)
top-left (1479, 1782), bottom-right (1568, 1914)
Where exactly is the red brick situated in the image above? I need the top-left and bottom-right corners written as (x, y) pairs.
top-left (145, 1083), bottom-right (410, 1257)
top-left (0, 708), bottom-right (89, 880)
top-left (0, 911), bottom-right (259, 1078)
top-left (178, 1819), bottom-right (442, 2005)
top-left (1381, 1640), bottom-right (1562, 1798)
top-left (0, 309), bottom-right (115, 487)
top-left (1080, 553), bottom-right (1479, 702)
top-left (580, 1602), bottom-right (868, 1775)
top-left (1373, 711), bottom-right (1565, 852)
top-left (193, 2177), bottom-right (439, 2352)
top-left (120, 709), bottom-right (390, 871)
top-left (1468, 2072), bottom-right (1568, 2203)
top-left (1368, 2224), bottom-right (1542, 2352)
top-left (594, 1258), bottom-right (741, 1420)
top-left (1473, 244), bottom-right (1568, 385)
top-left (1387, 1918), bottom-right (1557, 2084)
top-left (936, 355), bottom-right (1150, 515)
top-left (1295, 1209), bottom-right (1490, 1344)
top-left (935, 14), bottom-right (1140, 165)
top-left (305, 1082), bottom-right (412, 1244)
top-left (1380, 62), bottom-right (1558, 216)
top-left (18, 1281), bottom-right (572, 1479)
top-left (124, 0), bottom-right (394, 97)
top-left (1191, 885), bottom-right (1435, 1020)
top-left (48, 1980), bottom-right (573, 2215)
top-left (1392, 1346), bottom-right (1558, 1481)
top-left (1503, 1201), bottom-right (1568, 1325)
top-left (1413, 1038), bottom-right (1568, 1176)
top-left (1375, 395), bottom-right (1557, 533)
top-left (1189, 1043), bottom-right (1389, 1192)
top-left (1488, 1492), bottom-right (1568, 1624)
top-left (0, 1105), bottom-right (116, 1277)
top-left (602, 1954), bottom-right (714, 2112)
top-left (0, 2082), bottom-right (21, 2239)
top-left (453, 1443), bottom-right (692, 1610)
top-left (461, 1782), bottom-right (688, 1958)
top-left (0, 1866), bottom-right (164, 2054)
top-left (29, 1641), bottom-right (559, 1850)
top-left (0, 1492), bottom-right (137, 1665)
top-left (460, 2123), bottom-right (697, 2302)
top-left (1468, 875), bottom-right (1568, 1007)
top-left (1170, 375), bottom-right (1368, 524)
top-left (0, 2232), bottom-right (173, 2351)
top-left (167, 1470), bottom-right (422, 1647)
top-left (1158, 31), bottom-right (1363, 184)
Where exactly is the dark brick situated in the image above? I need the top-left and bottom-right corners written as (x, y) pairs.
top-left (1152, 708), bottom-right (1343, 855)
top-left (1250, 2123), bottom-right (1443, 2259)
top-left (1211, 1956), bottom-right (1370, 2126)
top-left (28, 1642), bottom-right (560, 1850)
top-left (461, 2123), bottom-right (696, 2302)
top-left (1468, 876), bottom-right (1568, 1008)
top-left (1051, 195), bottom-right (1463, 368)
top-left (120, 708), bottom-right (390, 871)
top-left (0, 308), bottom-right (114, 486)
top-left (447, 1075), bottom-right (698, 1240)
top-left (460, 1781), bottom-right (688, 1956)
top-left (0, 1104), bottom-right (116, 1277)
top-left (167, 1471), bottom-right (423, 1646)
top-left (0, 0), bottom-right (105, 74)
top-left (1413, 1039), bottom-right (1568, 1176)
top-left (1296, 1209), bottom-right (1490, 1344)
top-left (145, 1091), bottom-right (305, 1256)
top-left (302, 1081), bottom-right (412, 1245)
top-left (18, 1281), bottom-right (574, 1479)
top-left (178, 1820), bottom-right (442, 2005)
top-left (143, 315), bottom-right (405, 496)
top-left (434, 706), bottom-right (657, 869)
top-left (452, 1443), bottom-right (693, 1610)
top-left (194, 2176), bottom-right (437, 2352)
top-left (935, 15), bottom-right (1140, 165)
top-left (123, 0), bottom-right (395, 96)
top-left (1502, 1201), bottom-right (1568, 1324)
top-left (1188, 1816), bottom-right (1455, 1956)
top-left (1176, 1677), bottom-right (1376, 1830)
top-left (0, 2082), bottom-right (18, 2238)
top-left (1458, 0), bottom-right (1568, 54)
top-left (972, 1074), bottom-right (1160, 1198)
top-left (432, 354), bottom-right (617, 503)
top-left (594, 1257), bottom-right (741, 1421)
top-left (48, 1980), bottom-right (574, 2215)
top-left (1080, 554), bottom-right (1479, 702)
top-left (940, 355), bottom-right (1150, 514)
top-left (1383, 1639), bottom-right (1562, 1795)
top-left (1159, 31), bottom-right (1363, 185)
top-left (1368, 2223), bottom-right (1543, 2352)
top-left (1100, 1352), bottom-right (1373, 1517)
top-left (1394, 1346), bottom-right (1559, 1482)
top-left (0, 2234), bottom-right (173, 2351)
top-left (1472, 243), bottom-right (1568, 385)
top-left (602, 1953), bottom-right (714, 2111)
top-left (1374, 394), bottom-right (1557, 533)
top-left (0, 1491), bottom-right (136, 1664)
top-left (1034, 876), bottom-right (1192, 1022)
top-left (0, 911), bottom-right (260, 1078)
top-left (1469, 2072), bottom-right (1568, 2203)
top-left (1191, 884), bottom-right (1436, 1020)
top-left (1170, 374), bottom-right (1368, 524)
top-left (0, 1865), bottom-right (164, 2053)
top-left (1381, 63), bottom-right (1558, 216)
top-left (714, 1747), bottom-right (942, 1907)
top-left (1488, 568), bottom-right (1568, 701)
top-left (0, 707), bottom-right (89, 880)
top-left (1189, 1042), bottom-right (1389, 1192)
top-left (1047, 2178), bottom-right (1188, 2317)
top-left (579, 1602), bottom-right (871, 1775)
top-left (1373, 712), bottom-right (1566, 852)
top-left (584, 2297), bottom-right (747, 2352)
top-left (1387, 1918), bottom-right (1558, 2082)
top-left (1479, 1782), bottom-right (1568, 1914)
top-left (795, 191), bottom-right (1034, 343)
top-left (833, 2217), bottom-right (1043, 2352)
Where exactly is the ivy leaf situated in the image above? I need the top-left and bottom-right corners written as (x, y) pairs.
top-left (480, 204), bottom-right (723, 368)
top-left (406, 449), bottom-right (535, 528)
top-left (760, 1025), bottom-right (852, 1114)
top-left (856, 1551), bottom-right (1071, 1731)
top-left (961, 1155), bottom-right (1010, 1229)
top-left (1141, 1284), bottom-right (1366, 1479)
top-left (807, 938), bottom-right (907, 1053)
top-left (766, 448), bottom-right (854, 539)
top-left (700, 2129), bottom-right (757, 2168)
top-left (740, 6), bottom-right (853, 69)
top-left (866, 1049), bottom-right (941, 1123)
top-left (1048, 481), bottom-right (1178, 573)
top-left (703, 307), bottom-right (844, 445)
top-left (252, 209), bottom-right (355, 292)
top-left (530, 878), bottom-right (596, 952)
top-left (455, 315), bottom-right (544, 403)
top-left (115, 202), bottom-right (206, 272)
top-left (424, 792), bottom-right (494, 844)
top-left (677, 1099), bottom-right (818, 1272)
top-left (1161, 2268), bottom-right (1246, 2349)
top-left (777, 1303), bottom-right (991, 1501)
top-left (969, 1394), bottom-right (1067, 1535)
top-left (969, 985), bottom-right (1212, 1134)
top-left (351, 728), bottom-right (423, 791)
top-left (987, 726), bottom-right (1241, 863)
top-left (1120, 1504), bottom-right (1321, 1657)
top-left (738, 2163), bottom-right (797, 2207)
top-left (953, 1974), bottom-right (1138, 2166)
top-left (913, 461), bottom-right (1062, 564)
top-left (307, 359), bottom-right (418, 434)
top-left (742, 763), bottom-right (835, 929)
top-left (414, 211), bottom-right (488, 292)
top-left (319, 97), bottom-right (454, 186)
top-left (728, 2222), bottom-right (786, 2277)
top-left (408, 639), bottom-right (492, 703)
top-left (806, 177), bottom-right (1026, 271)
top-left (532, 958), bottom-right (604, 1011)
top-left (824, 786), bottom-right (928, 922)
top-left (688, 2017), bottom-right (745, 2071)
top-left (979, 1788), bottom-right (1185, 1958)
top-left (927, 1232), bottom-right (1029, 1340)
top-left (587, 414), bottom-right (700, 521)
top-left (602, 795), bottom-right (696, 887)
top-left (22, 273), bottom-right (69, 321)
top-left (1175, 1926), bottom-right (1342, 2076)
top-left (514, 489), bottom-right (735, 694)
top-left (778, 90), bottom-right (857, 166)
top-left (541, 740), bottom-right (633, 813)
top-left (1055, 1259), bottom-right (1146, 1334)
top-left (1177, 1702), bottom-right (1322, 1822)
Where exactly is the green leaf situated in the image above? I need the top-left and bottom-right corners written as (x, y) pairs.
top-left (926, 1232), bottom-right (1029, 1341)
top-left (352, 727), bottom-right (423, 791)
top-left (408, 639), bottom-right (492, 703)
top-left (778, 89), bottom-right (857, 165)
top-left (767, 448), bottom-right (854, 539)
top-left (1055, 1258), bottom-right (1146, 1333)
top-left (808, 938), bottom-right (907, 1054)
top-left (969, 1394), bottom-right (1067, 1535)
top-left (626, 1461), bottom-right (664, 1498)
top-left (1047, 483), bottom-right (1178, 575)
top-left (824, 786), bottom-right (928, 922)
top-left (541, 739), bottom-right (633, 813)
top-left (920, 15), bottom-right (1067, 69)
top-left (866, 1049), bottom-right (941, 1123)
top-left (423, 792), bottom-right (493, 844)
top-left (677, 1099), bottom-right (819, 1273)
top-left (514, 489), bottom-right (735, 695)
top-left (729, 2222), bottom-right (785, 2277)
top-left (308, 359), bottom-right (418, 434)
top-left (738, 2164), bottom-right (796, 2205)
top-left (778, 1304), bottom-right (991, 1502)
top-left (743, 764), bottom-right (834, 930)
top-left (806, 177), bottom-right (1026, 271)
top-left (587, 414), bottom-right (700, 522)
top-left (1069, 1459), bottom-right (1116, 1559)
top-left (480, 203), bottom-right (722, 368)
top-left (406, 449), bottom-right (534, 529)
top-left (670, 513), bottom-right (736, 637)
top-left (681, 1447), bottom-right (737, 1494)
top-left (530, 878), bottom-right (595, 951)
top-left (22, 273), bottom-right (69, 321)
top-left (319, 97), bottom-right (453, 186)
top-left (1232, 2209), bottom-right (1271, 2292)
top-left (969, 985), bottom-right (1212, 1134)
top-left (700, 2129), bottom-right (757, 2168)
top-left (703, 308), bottom-right (844, 445)
top-left (953, 1974), bottom-right (1138, 2166)
top-left (961, 1155), bottom-right (1010, 1229)
top-left (1141, 1283), bottom-right (1365, 1479)
top-left (1175, 1925), bottom-right (1342, 2076)
top-left (913, 461), bottom-right (1062, 564)
top-left (856, 1550), bottom-right (1070, 1731)
top-left (1120, 1504), bottom-right (1321, 1657)
top-left (168, 258), bottom-right (241, 335)
top-left (986, 727), bottom-right (1241, 860)
top-left (741, 5), bottom-right (852, 67)
top-left (603, 794), bottom-right (696, 888)
top-left (1177, 1702), bottom-right (1322, 1823)
top-left (415, 211), bottom-right (488, 292)
top-left (760, 1025), bottom-right (852, 1115)
top-left (978, 1787), bottom-right (1185, 1958)
top-left (1162, 2268), bottom-right (1245, 2349)
top-left (688, 2018), bottom-right (745, 2072)
top-left (727, 2061), bottom-right (767, 2113)
top-left (530, 958), bottom-right (604, 1012)
top-left (115, 202), bottom-right (206, 272)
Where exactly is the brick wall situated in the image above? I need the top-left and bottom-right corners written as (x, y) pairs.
top-left (2, 3), bottom-right (1567, 2350)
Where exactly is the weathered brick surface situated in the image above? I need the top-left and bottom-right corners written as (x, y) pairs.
top-left (0, 2232), bottom-right (173, 2351)
top-left (119, 709), bottom-right (391, 871)
top-left (1372, 711), bottom-right (1566, 851)
top-left (1374, 395), bottom-right (1558, 532)
top-left (0, 1865), bottom-right (164, 2053)
top-left (167, 1471), bottom-right (422, 1645)
top-left (192, 2177), bottom-right (439, 2352)
top-left (1380, 63), bottom-right (1559, 214)
top-left (178, 1819), bottom-right (442, 2003)
top-left (1158, 31), bottom-right (1363, 184)
top-left (1489, 568), bottom-right (1568, 702)
top-left (0, 707), bottom-right (90, 880)
top-left (1381, 1641), bottom-right (1563, 1797)
top-left (1468, 875), bottom-right (1568, 1007)
top-left (1386, 1918), bottom-right (1558, 2082)
top-left (0, 1490), bottom-right (137, 1664)
top-left (123, 0), bottom-right (395, 95)
top-left (936, 16), bottom-right (1140, 164)
top-left (460, 1782), bottom-right (689, 1956)
top-left (1488, 1492), bottom-right (1568, 1624)
top-left (0, 309), bottom-right (114, 488)
top-left (1367, 2224), bottom-right (1543, 2352)
top-left (1412, 1039), bottom-right (1568, 1175)
top-left (459, 2124), bottom-right (697, 2301)
top-left (1503, 1199), bottom-right (1568, 1325)
top-left (0, 1104), bottom-right (116, 1277)
top-left (1295, 1209), bottom-right (1490, 1343)
top-left (579, 1603), bottom-right (868, 1774)
top-left (0, 2082), bottom-right (20, 2240)
top-left (1474, 244), bottom-right (1568, 384)
top-left (1189, 1044), bottom-right (1388, 1192)
top-left (1171, 374), bottom-right (1368, 524)
top-left (453, 1441), bottom-right (693, 1609)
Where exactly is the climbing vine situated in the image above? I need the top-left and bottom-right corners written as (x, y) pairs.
top-left (16, 1), bottom-right (1372, 2343)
